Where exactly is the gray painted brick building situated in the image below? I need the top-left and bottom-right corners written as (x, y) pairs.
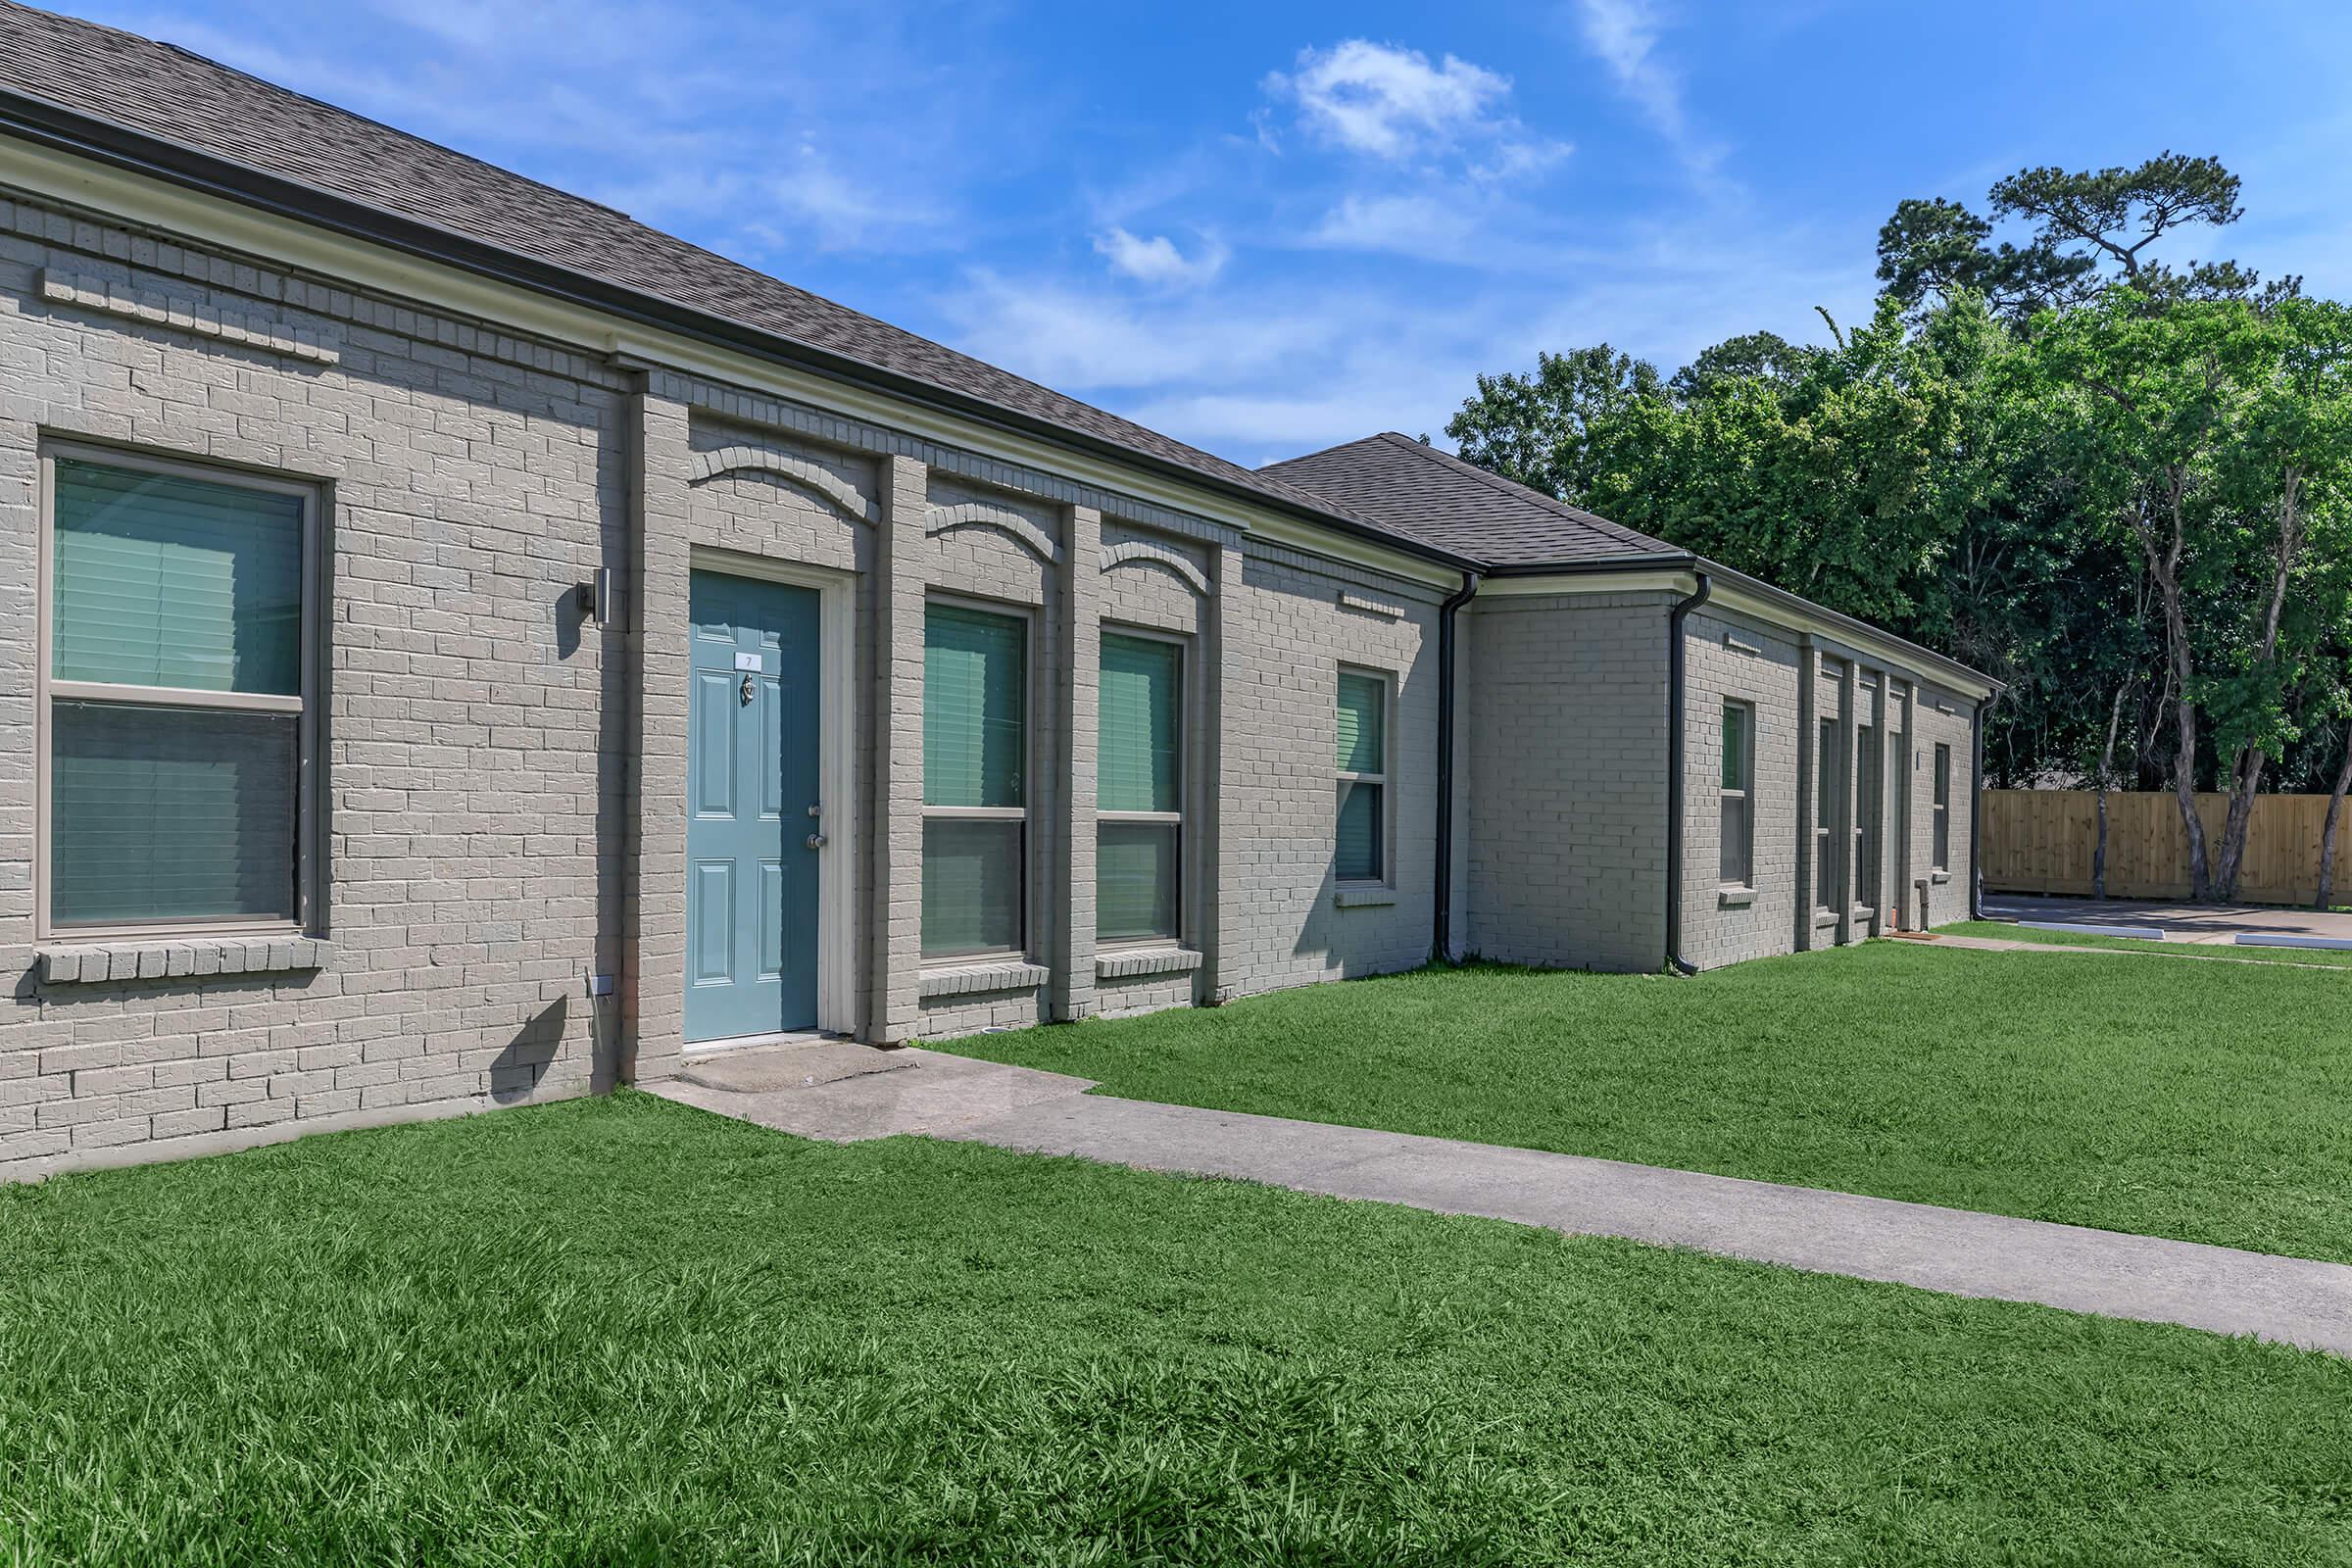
top-left (0, 5), bottom-right (1995, 1179)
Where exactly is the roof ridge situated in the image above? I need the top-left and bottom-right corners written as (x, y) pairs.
top-left (1369, 430), bottom-right (1683, 557)
top-left (80, 14), bottom-right (635, 226)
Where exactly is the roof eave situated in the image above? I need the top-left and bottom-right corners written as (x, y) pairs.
top-left (1481, 552), bottom-right (1696, 577)
top-left (1475, 553), bottom-right (2002, 696)
top-left (0, 84), bottom-right (1484, 575)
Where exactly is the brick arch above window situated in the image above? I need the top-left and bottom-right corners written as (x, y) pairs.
top-left (924, 502), bottom-right (1062, 564)
top-left (1100, 539), bottom-right (1210, 597)
top-left (690, 446), bottom-right (877, 524)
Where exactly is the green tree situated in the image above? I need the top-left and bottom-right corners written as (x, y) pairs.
top-left (1879, 152), bottom-right (2280, 324)
top-left (1446, 345), bottom-right (1665, 509)
top-left (1668, 330), bottom-right (1816, 403)
top-left (1441, 300), bottom-right (2104, 788)
top-left (2021, 290), bottom-right (2352, 898)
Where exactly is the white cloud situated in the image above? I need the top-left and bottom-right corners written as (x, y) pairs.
top-left (95, 0), bottom-right (1008, 263)
top-left (1470, 137), bottom-right (1575, 185)
top-left (941, 272), bottom-right (1345, 391)
top-left (1093, 228), bottom-right (1231, 288)
top-left (1308, 195), bottom-right (1480, 263)
top-left (1267, 40), bottom-right (1513, 160)
top-left (1568, 0), bottom-right (1725, 175)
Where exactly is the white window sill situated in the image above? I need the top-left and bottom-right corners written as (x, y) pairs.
top-left (917, 959), bottom-right (1050, 1000)
top-left (1096, 947), bottom-right (1203, 980)
top-left (38, 935), bottom-right (328, 985)
top-left (1931, 870), bottom-right (1952, 884)
top-left (1717, 886), bottom-right (1756, 908)
top-left (1333, 886), bottom-right (1397, 908)
top-left (1813, 909), bottom-right (1841, 930)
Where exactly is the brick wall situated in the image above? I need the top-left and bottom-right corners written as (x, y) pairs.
top-left (1461, 591), bottom-right (1671, 972)
top-left (0, 191), bottom-right (627, 1176)
top-left (1678, 609), bottom-right (1802, 968)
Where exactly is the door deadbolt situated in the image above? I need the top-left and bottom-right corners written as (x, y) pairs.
top-left (738, 674), bottom-right (756, 705)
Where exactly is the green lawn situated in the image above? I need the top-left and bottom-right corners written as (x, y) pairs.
top-left (956, 944), bottom-right (2352, 1264)
top-left (1947, 918), bottom-right (2352, 968)
top-left (4, 1094), bottom-right (2349, 1564)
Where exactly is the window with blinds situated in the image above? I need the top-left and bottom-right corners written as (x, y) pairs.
top-left (1098, 631), bottom-right (1182, 943)
top-left (1719, 702), bottom-right (1752, 887)
top-left (1336, 668), bottom-right (1389, 884)
top-left (45, 450), bottom-right (315, 932)
top-left (922, 602), bottom-right (1028, 957)
top-left (1933, 742), bottom-right (1952, 871)
top-left (1854, 722), bottom-right (1881, 910)
top-left (1814, 715), bottom-right (1842, 912)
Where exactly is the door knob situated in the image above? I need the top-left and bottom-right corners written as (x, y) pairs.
top-left (806, 833), bottom-right (828, 851)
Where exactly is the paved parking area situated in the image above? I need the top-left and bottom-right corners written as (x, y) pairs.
top-left (1984, 894), bottom-right (2352, 945)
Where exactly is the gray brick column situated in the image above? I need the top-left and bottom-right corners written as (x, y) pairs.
top-left (872, 454), bottom-right (927, 1042)
top-left (1053, 506), bottom-right (1102, 1020)
top-left (0, 390), bottom-right (37, 948)
top-left (1896, 680), bottom-right (1918, 930)
top-left (1793, 632), bottom-right (1816, 950)
top-left (1835, 657), bottom-right (1858, 947)
top-left (621, 373), bottom-right (694, 1083)
top-left (1867, 668), bottom-right (1890, 935)
top-left (1201, 542), bottom-right (1246, 1002)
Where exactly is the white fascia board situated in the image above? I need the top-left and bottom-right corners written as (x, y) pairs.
top-left (1482, 565), bottom-right (1999, 702)
top-left (0, 136), bottom-right (1462, 591)
top-left (1704, 579), bottom-right (1998, 702)
top-left (1478, 567), bottom-right (1696, 597)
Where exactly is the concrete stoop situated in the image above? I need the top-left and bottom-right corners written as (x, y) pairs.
top-left (647, 1040), bottom-right (1096, 1143)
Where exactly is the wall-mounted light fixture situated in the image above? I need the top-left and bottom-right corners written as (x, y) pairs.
top-left (575, 566), bottom-right (612, 626)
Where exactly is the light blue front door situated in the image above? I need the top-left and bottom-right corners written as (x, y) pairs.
top-left (686, 572), bottom-right (822, 1043)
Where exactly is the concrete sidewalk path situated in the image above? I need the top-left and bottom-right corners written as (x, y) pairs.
top-left (938, 1093), bottom-right (2352, 1357)
top-left (652, 1039), bottom-right (2352, 1356)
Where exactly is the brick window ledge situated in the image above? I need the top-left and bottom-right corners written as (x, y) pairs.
top-left (1717, 886), bottom-right (1757, 908)
top-left (1096, 947), bottom-right (1203, 980)
top-left (38, 935), bottom-right (329, 985)
top-left (918, 959), bottom-right (1051, 1000)
top-left (1333, 886), bottom-right (1396, 909)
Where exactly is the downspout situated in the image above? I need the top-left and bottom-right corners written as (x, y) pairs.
top-left (1434, 569), bottom-right (1481, 962)
top-left (1665, 570), bottom-right (1713, 974)
top-left (1970, 700), bottom-right (1987, 919)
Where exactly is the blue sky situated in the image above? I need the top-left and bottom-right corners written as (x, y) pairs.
top-left (65, 0), bottom-right (2352, 467)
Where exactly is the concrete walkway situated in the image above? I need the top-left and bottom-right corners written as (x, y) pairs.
top-left (1984, 893), bottom-right (2352, 945)
top-left (651, 1041), bottom-right (2352, 1357)
top-left (1934, 931), bottom-right (2352, 969)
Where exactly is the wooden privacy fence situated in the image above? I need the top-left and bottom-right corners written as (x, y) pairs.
top-left (1981, 790), bottom-right (2341, 904)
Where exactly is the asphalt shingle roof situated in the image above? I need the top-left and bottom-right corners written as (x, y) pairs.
top-left (1261, 432), bottom-right (1688, 569)
top-left (0, 1), bottom-right (1462, 560)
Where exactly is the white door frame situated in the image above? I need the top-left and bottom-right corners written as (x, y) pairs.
top-left (688, 545), bottom-right (859, 1036)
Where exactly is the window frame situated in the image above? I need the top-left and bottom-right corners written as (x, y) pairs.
top-left (1814, 714), bottom-right (1842, 915)
top-left (1335, 663), bottom-right (1394, 888)
top-left (1718, 699), bottom-right (1753, 890)
top-left (919, 593), bottom-right (1035, 962)
top-left (1095, 624), bottom-right (1187, 949)
top-left (1853, 719), bottom-right (1881, 914)
top-left (35, 439), bottom-right (325, 942)
top-left (1932, 741), bottom-right (1953, 873)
